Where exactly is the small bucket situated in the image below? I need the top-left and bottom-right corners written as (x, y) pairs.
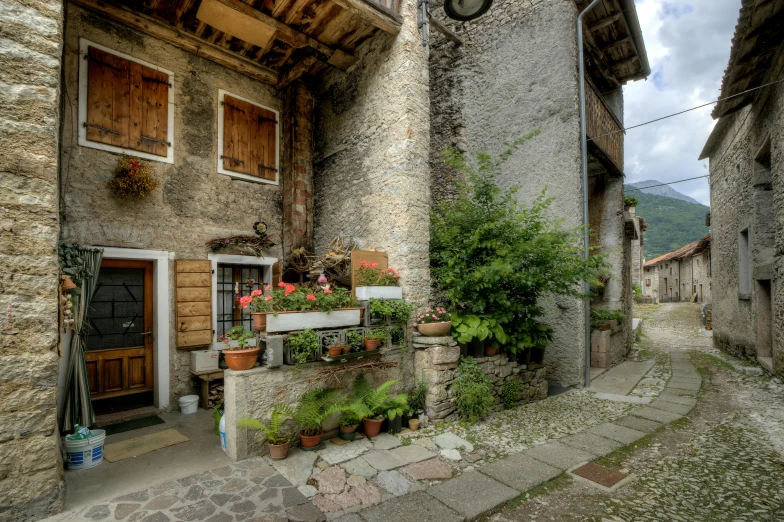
top-left (65, 429), bottom-right (106, 471)
top-left (179, 395), bottom-right (199, 414)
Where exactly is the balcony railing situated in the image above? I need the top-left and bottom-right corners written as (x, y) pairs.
top-left (586, 82), bottom-right (624, 174)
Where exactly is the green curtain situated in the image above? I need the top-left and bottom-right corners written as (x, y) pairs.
top-left (61, 247), bottom-right (103, 432)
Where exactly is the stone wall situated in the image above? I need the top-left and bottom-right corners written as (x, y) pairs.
top-left (429, 0), bottom-right (591, 387)
top-left (0, 0), bottom-right (66, 519)
top-left (412, 336), bottom-right (547, 422)
top-left (59, 7), bottom-right (286, 405)
top-left (313, 0), bottom-right (431, 309)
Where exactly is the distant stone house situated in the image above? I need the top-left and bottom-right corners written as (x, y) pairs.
top-left (1, 0), bottom-right (648, 518)
top-left (698, 0), bottom-right (783, 374)
top-left (642, 235), bottom-right (712, 304)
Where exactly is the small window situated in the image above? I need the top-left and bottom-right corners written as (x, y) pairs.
top-left (646, 279), bottom-right (651, 287)
top-left (218, 90), bottom-right (279, 184)
top-left (739, 227), bottom-right (751, 299)
top-left (78, 40), bottom-right (173, 163)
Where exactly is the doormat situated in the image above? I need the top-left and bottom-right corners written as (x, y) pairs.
top-left (568, 462), bottom-right (632, 492)
top-left (104, 415), bottom-right (165, 436)
top-left (104, 429), bottom-right (189, 462)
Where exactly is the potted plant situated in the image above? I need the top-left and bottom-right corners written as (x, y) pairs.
top-left (369, 298), bottom-right (414, 325)
top-left (238, 403), bottom-right (292, 460)
top-left (405, 379), bottom-right (427, 427)
top-left (220, 326), bottom-right (259, 371)
top-left (242, 286), bottom-right (273, 332)
top-left (352, 375), bottom-right (398, 437)
top-left (327, 344), bottom-right (344, 357)
top-left (338, 400), bottom-right (365, 441)
top-left (363, 328), bottom-right (387, 351)
top-left (286, 329), bottom-right (319, 367)
top-left (414, 308), bottom-right (452, 337)
top-left (346, 331), bottom-right (364, 353)
top-left (354, 261), bottom-right (403, 300)
top-left (383, 393), bottom-right (409, 434)
top-left (291, 388), bottom-right (347, 449)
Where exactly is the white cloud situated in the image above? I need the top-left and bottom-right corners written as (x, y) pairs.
top-left (623, 0), bottom-right (740, 206)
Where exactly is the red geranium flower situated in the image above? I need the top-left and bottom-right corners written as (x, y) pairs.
top-left (306, 294), bottom-right (316, 301)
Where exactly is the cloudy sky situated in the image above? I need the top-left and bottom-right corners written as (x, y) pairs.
top-left (622, 0), bottom-right (741, 206)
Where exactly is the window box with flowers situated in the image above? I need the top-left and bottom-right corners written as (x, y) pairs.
top-left (354, 261), bottom-right (403, 300)
top-left (242, 283), bottom-right (362, 333)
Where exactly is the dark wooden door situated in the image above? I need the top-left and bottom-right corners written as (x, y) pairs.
top-left (85, 260), bottom-right (154, 401)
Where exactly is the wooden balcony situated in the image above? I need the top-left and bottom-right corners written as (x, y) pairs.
top-left (586, 82), bottom-right (624, 175)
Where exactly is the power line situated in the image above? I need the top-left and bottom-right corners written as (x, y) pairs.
top-left (626, 175), bottom-right (710, 193)
top-left (588, 77), bottom-right (784, 141)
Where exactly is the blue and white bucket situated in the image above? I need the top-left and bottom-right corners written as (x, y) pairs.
top-left (64, 429), bottom-right (106, 471)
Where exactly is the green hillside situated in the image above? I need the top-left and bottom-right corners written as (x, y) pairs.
top-left (624, 187), bottom-right (710, 259)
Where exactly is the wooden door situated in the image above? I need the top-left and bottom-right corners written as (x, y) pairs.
top-left (85, 260), bottom-right (154, 401)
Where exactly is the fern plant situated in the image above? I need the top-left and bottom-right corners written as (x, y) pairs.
top-left (238, 403), bottom-right (292, 445)
top-left (292, 388), bottom-right (348, 436)
top-left (352, 375), bottom-right (407, 420)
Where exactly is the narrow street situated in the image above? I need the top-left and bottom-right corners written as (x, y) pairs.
top-left (489, 303), bottom-right (784, 522)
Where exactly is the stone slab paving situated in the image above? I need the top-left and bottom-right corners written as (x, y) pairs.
top-left (317, 438), bottom-right (372, 465)
top-left (589, 360), bottom-right (656, 395)
top-left (375, 470), bottom-right (413, 497)
top-left (591, 392), bottom-right (651, 404)
top-left (428, 471), bottom-right (518, 521)
top-left (390, 445), bottom-right (436, 464)
top-left (609, 415), bottom-right (661, 434)
top-left (655, 394), bottom-right (697, 407)
top-left (361, 450), bottom-right (409, 471)
top-left (359, 491), bottom-right (463, 522)
top-left (631, 406), bottom-right (683, 424)
top-left (559, 432), bottom-right (623, 457)
top-left (340, 458), bottom-right (377, 478)
top-left (479, 453), bottom-right (561, 492)
top-left (367, 434), bottom-right (401, 450)
top-left (400, 459), bottom-right (454, 481)
top-left (271, 448), bottom-right (318, 486)
top-left (650, 399), bottom-right (694, 415)
top-left (661, 387), bottom-right (698, 397)
top-left (587, 422), bottom-right (647, 445)
top-left (524, 441), bottom-right (597, 471)
top-left (433, 432), bottom-right (474, 452)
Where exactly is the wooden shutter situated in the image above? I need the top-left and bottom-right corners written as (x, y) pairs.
top-left (222, 94), bottom-right (277, 180)
top-left (176, 260), bottom-right (212, 348)
top-left (272, 261), bottom-right (282, 286)
top-left (350, 250), bottom-right (389, 297)
top-left (86, 45), bottom-right (169, 157)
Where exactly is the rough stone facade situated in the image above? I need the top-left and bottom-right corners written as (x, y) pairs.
top-left (411, 336), bottom-right (547, 422)
top-left (0, 1), bottom-right (66, 519)
top-left (313, 0), bottom-right (431, 310)
top-left (629, 207), bottom-right (645, 289)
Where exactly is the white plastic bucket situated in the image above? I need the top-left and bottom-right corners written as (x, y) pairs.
top-left (179, 395), bottom-right (199, 414)
top-left (65, 429), bottom-right (106, 471)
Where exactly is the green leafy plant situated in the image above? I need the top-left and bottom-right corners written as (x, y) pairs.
top-left (238, 403), bottom-right (291, 445)
top-left (452, 357), bottom-right (494, 423)
top-left (219, 326), bottom-right (254, 350)
top-left (451, 314), bottom-right (506, 346)
top-left (346, 331), bottom-right (364, 352)
top-left (364, 328), bottom-right (388, 342)
top-left (431, 133), bottom-right (607, 354)
top-left (352, 375), bottom-right (401, 420)
top-left (407, 378), bottom-right (427, 414)
top-left (624, 195), bottom-right (639, 208)
top-left (500, 380), bottom-right (519, 409)
top-left (383, 393), bottom-right (409, 421)
top-left (369, 298), bottom-right (414, 325)
top-left (287, 329), bottom-right (319, 366)
top-left (241, 284), bottom-right (358, 315)
top-left (632, 284), bottom-right (643, 302)
top-left (291, 388), bottom-right (347, 436)
top-left (339, 399), bottom-right (366, 427)
top-left (590, 309), bottom-right (626, 330)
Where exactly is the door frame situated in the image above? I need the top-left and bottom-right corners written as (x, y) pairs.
top-left (97, 247), bottom-right (171, 409)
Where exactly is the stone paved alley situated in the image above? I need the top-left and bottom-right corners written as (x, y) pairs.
top-left (44, 303), bottom-right (784, 522)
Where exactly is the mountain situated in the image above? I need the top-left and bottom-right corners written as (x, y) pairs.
top-left (624, 184), bottom-right (710, 259)
top-left (627, 180), bottom-right (702, 205)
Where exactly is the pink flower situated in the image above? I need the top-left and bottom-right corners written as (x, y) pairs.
top-left (306, 294), bottom-right (316, 301)
top-left (265, 284), bottom-right (272, 291)
top-left (324, 289), bottom-right (332, 294)
top-left (239, 296), bottom-right (252, 308)
top-left (264, 295), bottom-right (273, 301)
top-left (284, 284), bottom-right (296, 296)
top-left (251, 289), bottom-right (262, 297)
top-left (370, 262), bottom-right (379, 269)
top-left (278, 282), bottom-right (286, 288)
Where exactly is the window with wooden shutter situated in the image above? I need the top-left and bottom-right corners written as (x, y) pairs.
top-left (218, 90), bottom-right (279, 184)
top-left (79, 39), bottom-right (174, 163)
top-left (176, 260), bottom-right (213, 348)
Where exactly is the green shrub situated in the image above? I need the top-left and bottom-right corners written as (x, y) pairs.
top-left (291, 388), bottom-right (347, 436)
top-left (287, 329), bottom-right (319, 366)
top-left (624, 195), bottom-right (639, 208)
top-left (369, 298), bottom-right (414, 325)
top-left (407, 378), bottom-right (427, 414)
top-left (590, 308), bottom-right (626, 330)
top-left (452, 358), bottom-right (494, 423)
top-left (500, 380), bottom-right (519, 409)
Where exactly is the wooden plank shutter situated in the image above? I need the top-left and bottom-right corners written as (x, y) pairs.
top-left (86, 46), bottom-right (131, 148)
top-left (350, 250), bottom-right (389, 297)
top-left (272, 261), bottom-right (282, 286)
top-left (176, 260), bottom-right (212, 348)
top-left (134, 64), bottom-right (169, 157)
top-left (222, 94), bottom-right (277, 180)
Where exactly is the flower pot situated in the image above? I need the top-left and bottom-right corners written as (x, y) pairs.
top-left (387, 415), bottom-right (402, 434)
top-left (328, 346), bottom-right (342, 357)
top-left (517, 349), bottom-right (531, 365)
top-left (600, 323), bottom-right (611, 331)
top-left (251, 312), bottom-right (267, 332)
top-left (485, 345), bottom-right (499, 356)
top-left (300, 431), bottom-right (322, 449)
top-left (364, 339), bottom-right (380, 351)
top-left (224, 347), bottom-right (260, 371)
top-left (268, 441), bottom-right (289, 460)
top-left (416, 321), bottom-right (452, 337)
top-left (363, 417), bottom-right (383, 437)
top-left (355, 286), bottom-right (403, 301)
top-left (61, 276), bottom-right (77, 291)
top-left (339, 424), bottom-right (357, 441)
top-left (408, 419), bottom-right (420, 431)
top-left (341, 345), bottom-right (351, 355)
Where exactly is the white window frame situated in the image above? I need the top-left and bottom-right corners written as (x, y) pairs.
top-left (208, 254), bottom-right (277, 350)
top-left (78, 39), bottom-right (175, 164)
top-left (217, 89), bottom-right (280, 185)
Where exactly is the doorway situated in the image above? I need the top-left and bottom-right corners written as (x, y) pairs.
top-left (85, 259), bottom-right (154, 414)
top-left (756, 279), bottom-right (773, 363)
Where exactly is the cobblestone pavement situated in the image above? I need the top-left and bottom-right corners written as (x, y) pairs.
top-left (489, 303), bottom-right (784, 522)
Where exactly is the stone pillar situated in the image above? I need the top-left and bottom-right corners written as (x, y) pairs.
top-left (0, 0), bottom-right (66, 519)
top-left (412, 335), bottom-right (461, 422)
top-left (282, 81), bottom-right (315, 260)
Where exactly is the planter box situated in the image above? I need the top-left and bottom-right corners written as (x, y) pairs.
top-left (266, 309), bottom-right (362, 333)
top-left (355, 286), bottom-right (403, 301)
top-left (190, 350), bottom-right (219, 372)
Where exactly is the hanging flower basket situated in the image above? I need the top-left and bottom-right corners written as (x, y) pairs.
top-left (107, 155), bottom-right (160, 199)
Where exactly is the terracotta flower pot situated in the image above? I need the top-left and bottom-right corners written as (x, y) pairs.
top-left (416, 321), bottom-right (452, 337)
top-left (328, 346), bottom-right (342, 357)
top-left (300, 430), bottom-right (322, 448)
top-left (485, 345), bottom-right (499, 356)
top-left (364, 339), bottom-right (380, 351)
top-left (341, 345), bottom-right (351, 355)
top-left (363, 417), bottom-right (383, 437)
top-left (268, 441), bottom-right (289, 460)
top-left (408, 419), bottom-right (420, 431)
top-left (339, 424), bottom-right (357, 441)
top-left (60, 276), bottom-right (77, 291)
top-left (224, 347), bottom-right (260, 371)
top-left (251, 312), bottom-right (267, 332)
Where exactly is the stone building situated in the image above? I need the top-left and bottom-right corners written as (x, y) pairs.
top-left (642, 235), bottom-right (712, 304)
top-left (698, 0), bottom-right (784, 374)
top-left (0, 0), bottom-right (648, 518)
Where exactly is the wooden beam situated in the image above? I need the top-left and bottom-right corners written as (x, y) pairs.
top-left (330, 0), bottom-right (402, 34)
top-left (589, 13), bottom-right (622, 31)
top-left (428, 13), bottom-right (463, 46)
top-left (71, 0), bottom-right (279, 85)
top-left (208, 0), bottom-right (357, 70)
top-left (601, 36), bottom-right (631, 52)
top-left (277, 55), bottom-right (317, 90)
top-left (611, 56), bottom-right (640, 70)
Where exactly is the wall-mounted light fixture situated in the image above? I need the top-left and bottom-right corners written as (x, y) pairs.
top-left (444, 0), bottom-right (494, 21)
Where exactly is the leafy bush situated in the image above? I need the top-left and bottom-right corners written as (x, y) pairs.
top-left (407, 378), bottom-right (427, 414)
top-left (590, 308), bottom-right (626, 330)
top-left (632, 284), bottom-right (643, 302)
top-left (355, 261), bottom-right (401, 286)
top-left (500, 380), bottom-right (519, 409)
top-left (291, 388), bottom-right (347, 436)
top-left (238, 403), bottom-right (291, 445)
top-left (452, 358), bottom-right (494, 423)
top-left (369, 298), bottom-right (414, 324)
top-left (287, 329), bottom-right (319, 366)
top-left (364, 328), bottom-right (387, 341)
top-left (431, 134), bottom-right (606, 353)
top-left (346, 331), bottom-right (364, 352)
top-left (624, 195), bottom-right (639, 208)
